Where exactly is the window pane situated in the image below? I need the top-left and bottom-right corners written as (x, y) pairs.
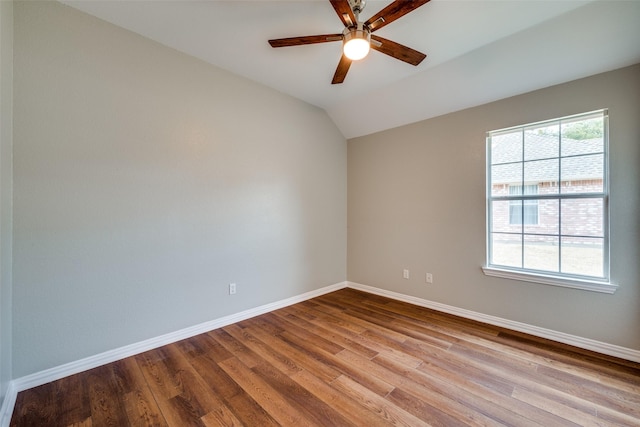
top-left (509, 198), bottom-right (536, 226)
top-left (492, 200), bottom-right (516, 233)
top-left (561, 115), bottom-right (604, 157)
top-left (509, 200), bottom-right (522, 225)
top-left (525, 198), bottom-right (558, 235)
top-left (491, 163), bottom-right (522, 196)
top-left (560, 154), bottom-right (604, 194)
top-left (491, 131), bottom-right (522, 164)
top-left (524, 159), bottom-right (559, 193)
top-left (509, 190), bottom-right (538, 225)
top-left (561, 236), bottom-right (604, 277)
top-left (525, 124), bottom-right (559, 161)
top-left (522, 201), bottom-right (538, 225)
top-left (491, 233), bottom-right (522, 268)
top-left (524, 235), bottom-right (559, 272)
top-left (561, 198), bottom-right (604, 237)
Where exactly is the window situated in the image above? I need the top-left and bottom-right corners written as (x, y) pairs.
top-left (484, 110), bottom-right (616, 293)
top-left (509, 184), bottom-right (538, 225)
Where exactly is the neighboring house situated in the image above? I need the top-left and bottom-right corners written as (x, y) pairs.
top-left (491, 132), bottom-right (604, 241)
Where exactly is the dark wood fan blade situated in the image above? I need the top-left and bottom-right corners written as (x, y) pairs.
top-left (365, 0), bottom-right (431, 32)
top-left (332, 54), bottom-right (352, 84)
top-left (269, 34), bottom-right (343, 48)
top-left (329, 0), bottom-right (356, 27)
top-left (370, 35), bottom-right (426, 66)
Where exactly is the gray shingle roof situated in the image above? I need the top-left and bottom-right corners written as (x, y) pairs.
top-left (490, 132), bottom-right (603, 184)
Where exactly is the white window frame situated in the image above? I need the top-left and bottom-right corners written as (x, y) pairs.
top-left (483, 110), bottom-right (617, 294)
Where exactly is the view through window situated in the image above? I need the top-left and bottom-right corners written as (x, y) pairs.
top-left (487, 110), bottom-right (608, 281)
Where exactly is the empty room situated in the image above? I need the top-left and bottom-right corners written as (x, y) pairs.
top-left (1, 0), bottom-right (639, 425)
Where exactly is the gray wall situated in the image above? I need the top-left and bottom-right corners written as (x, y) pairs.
top-left (0, 0), bottom-right (14, 403)
top-left (348, 64), bottom-right (640, 350)
top-left (9, 0), bottom-right (638, 383)
top-left (13, 1), bottom-right (346, 377)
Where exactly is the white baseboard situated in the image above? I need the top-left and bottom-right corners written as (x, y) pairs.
top-left (0, 281), bottom-right (348, 427)
top-left (0, 383), bottom-right (17, 427)
top-left (347, 281), bottom-right (640, 363)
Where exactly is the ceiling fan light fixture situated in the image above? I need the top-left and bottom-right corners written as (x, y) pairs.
top-left (267, 0), bottom-right (429, 83)
top-left (343, 28), bottom-right (370, 60)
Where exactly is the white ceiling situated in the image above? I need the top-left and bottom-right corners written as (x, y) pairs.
top-left (61, 0), bottom-right (640, 138)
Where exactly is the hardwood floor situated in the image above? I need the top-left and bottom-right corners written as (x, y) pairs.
top-left (10, 288), bottom-right (640, 426)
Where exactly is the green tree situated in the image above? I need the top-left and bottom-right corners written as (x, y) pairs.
top-left (562, 119), bottom-right (603, 140)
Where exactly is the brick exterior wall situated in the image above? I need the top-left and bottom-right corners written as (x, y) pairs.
top-left (492, 179), bottom-right (603, 243)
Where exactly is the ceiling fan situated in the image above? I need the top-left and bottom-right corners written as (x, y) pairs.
top-left (268, 0), bottom-right (430, 84)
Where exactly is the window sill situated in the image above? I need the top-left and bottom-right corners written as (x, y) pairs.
top-left (482, 266), bottom-right (618, 294)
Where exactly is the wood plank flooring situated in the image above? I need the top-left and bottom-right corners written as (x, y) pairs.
top-left (10, 288), bottom-right (640, 426)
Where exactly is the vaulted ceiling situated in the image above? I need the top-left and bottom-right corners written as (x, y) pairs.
top-left (61, 0), bottom-right (640, 138)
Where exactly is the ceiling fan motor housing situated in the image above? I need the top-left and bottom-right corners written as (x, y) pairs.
top-left (343, 26), bottom-right (370, 43)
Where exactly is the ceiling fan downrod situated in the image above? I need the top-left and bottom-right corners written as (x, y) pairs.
top-left (349, 0), bottom-right (384, 33)
top-left (351, 0), bottom-right (366, 18)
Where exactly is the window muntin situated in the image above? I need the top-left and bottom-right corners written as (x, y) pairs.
top-left (487, 110), bottom-right (609, 283)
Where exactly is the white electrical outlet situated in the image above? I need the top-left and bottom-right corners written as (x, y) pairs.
top-left (403, 269), bottom-right (410, 279)
top-left (426, 273), bottom-right (433, 284)
top-left (229, 283), bottom-right (237, 295)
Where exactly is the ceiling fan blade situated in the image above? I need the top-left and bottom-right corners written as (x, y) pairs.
top-left (370, 35), bottom-right (426, 66)
top-left (365, 0), bottom-right (431, 32)
top-left (269, 34), bottom-right (343, 48)
top-left (329, 0), bottom-right (356, 27)
top-left (332, 54), bottom-right (352, 84)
